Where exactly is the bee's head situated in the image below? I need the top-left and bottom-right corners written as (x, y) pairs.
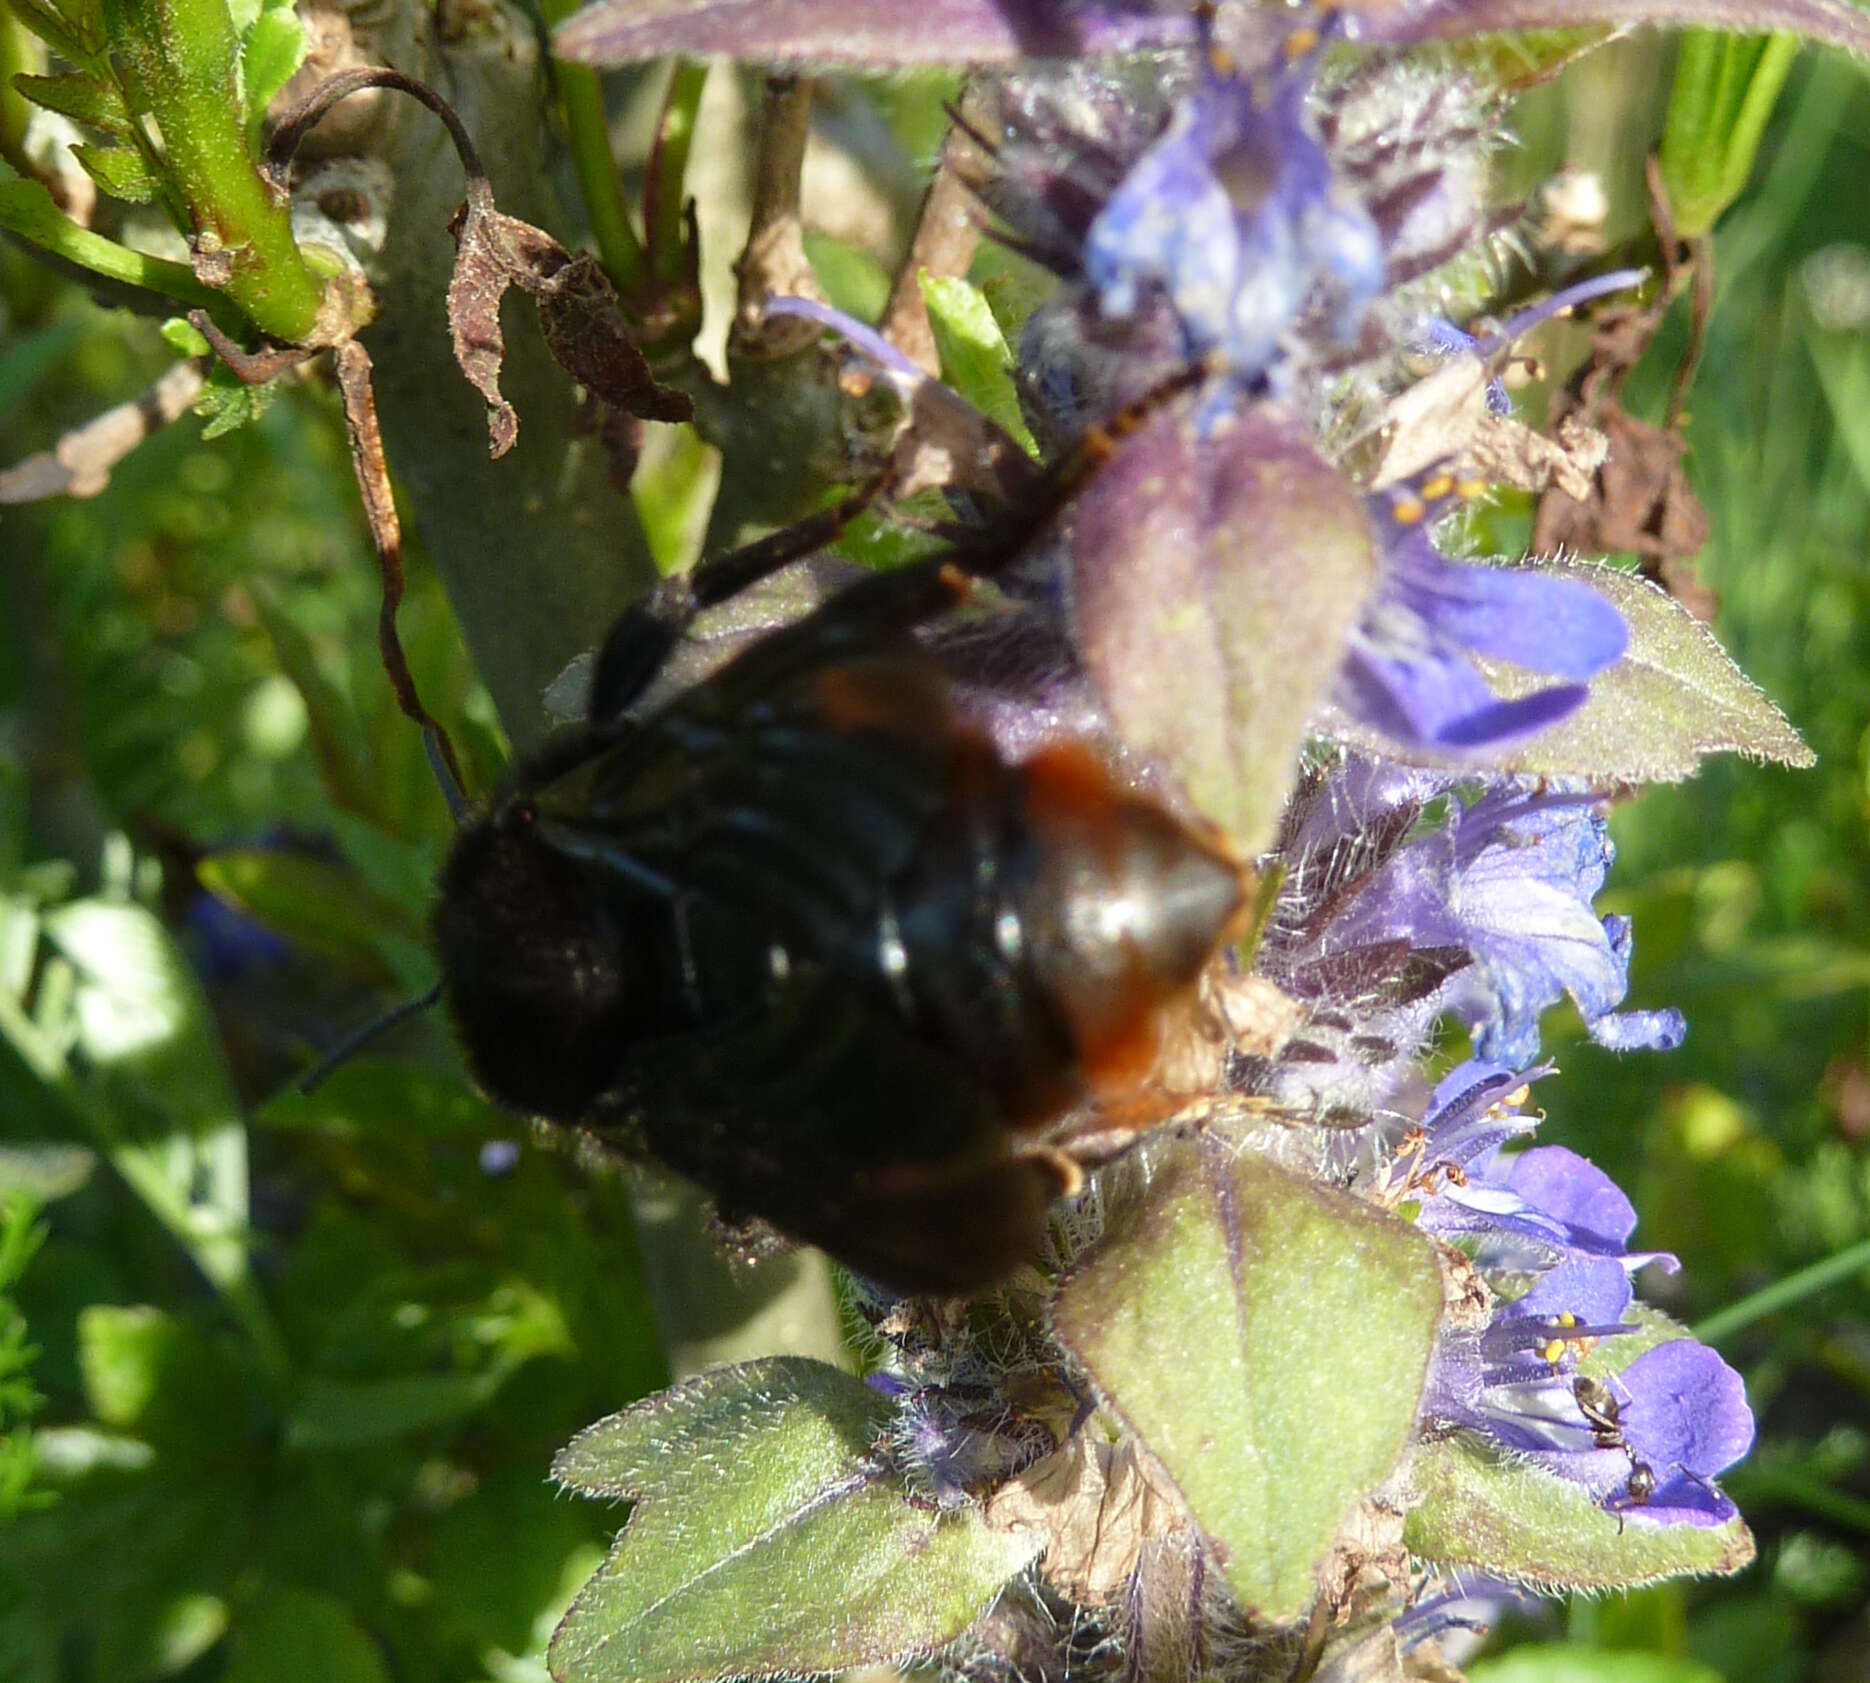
top-left (434, 801), bottom-right (629, 1121)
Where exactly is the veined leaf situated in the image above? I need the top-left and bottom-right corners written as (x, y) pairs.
top-left (550, 1358), bottom-right (1040, 1683)
top-left (1052, 1140), bottom-right (1443, 1620)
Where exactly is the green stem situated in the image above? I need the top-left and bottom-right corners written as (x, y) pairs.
top-left (646, 60), bottom-right (707, 290)
top-left (0, 177), bottom-right (229, 312)
top-left (537, 0), bottom-right (646, 295)
top-left (108, 0), bottom-right (325, 341)
top-left (1692, 1235), bottom-right (1870, 1344)
top-left (0, 8), bottom-right (34, 170)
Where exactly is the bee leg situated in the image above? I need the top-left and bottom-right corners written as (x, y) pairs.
top-left (589, 477), bottom-right (890, 724)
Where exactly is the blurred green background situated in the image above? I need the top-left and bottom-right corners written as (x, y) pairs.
top-left (1, 26), bottom-right (1868, 1683)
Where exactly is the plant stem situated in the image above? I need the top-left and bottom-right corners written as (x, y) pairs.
top-left (0, 177), bottom-right (227, 311)
top-left (1693, 1235), bottom-right (1870, 1344)
top-left (536, 0), bottom-right (646, 295)
top-left (110, 0), bottom-right (327, 341)
top-left (646, 60), bottom-right (707, 290)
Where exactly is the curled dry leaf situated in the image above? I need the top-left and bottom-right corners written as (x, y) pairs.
top-left (1351, 355), bottom-right (1607, 499)
top-left (448, 184), bottom-right (691, 458)
top-left (984, 1432), bottom-right (1188, 1605)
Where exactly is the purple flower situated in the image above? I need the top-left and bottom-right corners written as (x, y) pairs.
top-left (1322, 768), bottom-right (1685, 1064)
top-left (1398, 1061), bottom-right (1679, 1274)
top-left (1605, 1341), bottom-right (1754, 1527)
top-left (1338, 489), bottom-right (1629, 751)
top-left (1425, 1253), bottom-right (1638, 1428)
top-left (1082, 21), bottom-right (1382, 383)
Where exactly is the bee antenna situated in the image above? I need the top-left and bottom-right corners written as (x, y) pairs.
top-left (297, 981), bottom-right (445, 1096)
top-left (424, 727), bottom-right (472, 824)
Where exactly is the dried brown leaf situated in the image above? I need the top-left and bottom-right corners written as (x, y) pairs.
top-left (984, 1434), bottom-right (1187, 1605)
top-left (448, 186), bottom-right (691, 458)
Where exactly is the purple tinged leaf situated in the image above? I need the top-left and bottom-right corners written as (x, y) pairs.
top-left (554, 0), bottom-right (1199, 68)
top-left (1065, 400), bottom-right (1377, 850)
top-left (1356, 0), bottom-right (1870, 62)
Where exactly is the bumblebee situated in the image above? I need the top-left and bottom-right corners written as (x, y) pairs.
top-left (434, 393), bottom-right (1249, 1294)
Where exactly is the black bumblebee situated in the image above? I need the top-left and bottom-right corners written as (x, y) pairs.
top-left (433, 396), bottom-right (1249, 1295)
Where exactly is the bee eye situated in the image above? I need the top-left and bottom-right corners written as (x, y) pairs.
top-left (434, 817), bottom-right (633, 1120)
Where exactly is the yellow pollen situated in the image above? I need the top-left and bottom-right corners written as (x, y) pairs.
top-left (1207, 44), bottom-right (1237, 75)
top-left (1455, 478), bottom-right (1488, 501)
top-left (1503, 1083), bottom-right (1531, 1109)
top-left (1557, 1311), bottom-right (1578, 1329)
top-left (1419, 473), bottom-right (1454, 501)
top-left (1541, 1338), bottom-right (1565, 1363)
top-left (1284, 25), bottom-right (1320, 58)
top-left (1390, 495), bottom-right (1427, 526)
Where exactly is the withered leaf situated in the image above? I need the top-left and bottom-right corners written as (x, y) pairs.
top-left (984, 1433), bottom-right (1187, 1606)
top-left (447, 184), bottom-right (691, 459)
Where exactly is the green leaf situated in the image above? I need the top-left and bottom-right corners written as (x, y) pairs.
top-left (76, 1305), bottom-right (247, 1447)
top-left (549, 1358), bottom-right (1041, 1683)
top-left (803, 230), bottom-right (890, 324)
top-left (1050, 1140), bottom-right (1443, 1620)
top-left (10, 70), bottom-right (133, 137)
top-left (257, 1057), bottom-right (503, 1142)
top-left (6, 0), bottom-right (103, 66)
top-left (1069, 404), bottom-right (1379, 851)
top-left (160, 315), bottom-right (214, 358)
top-left (0, 1143), bottom-right (95, 1201)
top-left (1404, 1438), bottom-right (1754, 1592)
top-left (224, 1589), bottom-right (389, 1683)
top-left (195, 362), bottom-right (278, 439)
top-left (1658, 31), bottom-right (1800, 238)
top-left (71, 143), bottom-right (162, 205)
top-left (918, 271), bottom-right (1038, 457)
top-left (285, 1370), bottom-right (521, 1448)
top-left (238, 0), bottom-right (306, 129)
top-left (196, 849), bottom-right (420, 978)
top-left (1468, 1649), bottom-right (1724, 1683)
top-left (1475, 561), bottom-right (1813, 781)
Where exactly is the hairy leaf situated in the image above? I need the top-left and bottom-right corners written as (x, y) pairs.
top-left (1477, 561), bottom-right (1813, 779)
top-left (71, 144), bottom-right (162, 205)
top-left (11, 71), bottom-right (133, 138)
top-left (1066, 401), bottom-right (1377, 852)
top-left (239, 0), bottom-right (309, 129)
top-left (550, 1358), bottom-right (1039, 1683)
top-left (1051, 1140), bottom-right (1442, 1619)
top-left (1404, 1434), bottom-right (1754, 1590)
top-left (554, 0), bottom-right (1200, 67)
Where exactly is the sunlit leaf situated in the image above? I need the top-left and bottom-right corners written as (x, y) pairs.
top-left (1358, 0), bottom-right (1870, 59)
top-left (1476, 561), bottom-right (1814, 780)
top-left (1468, 1647), bottom-right (1725, 1683)
top-left (1068, 401), bottom-right (1377, 851)
top-left (550, 1358), bottom-right (1040, 1683)
top-left (11, 71), bottom-right (133, 138)
top-left (71, 144), bottom-right (162, 206)
top-left (1051, 1140), bottom-right (1442, 1619)
top-left (1404, 1434), bottom-right (1755, 1590)
top-left (919, 273), bottom-right (1038, 457)
top-left (554, 0), bottom-right (1200, 67)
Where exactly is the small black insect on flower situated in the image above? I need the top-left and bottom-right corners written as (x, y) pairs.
top-left (430, 376), bottom-right (1253, 1296)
